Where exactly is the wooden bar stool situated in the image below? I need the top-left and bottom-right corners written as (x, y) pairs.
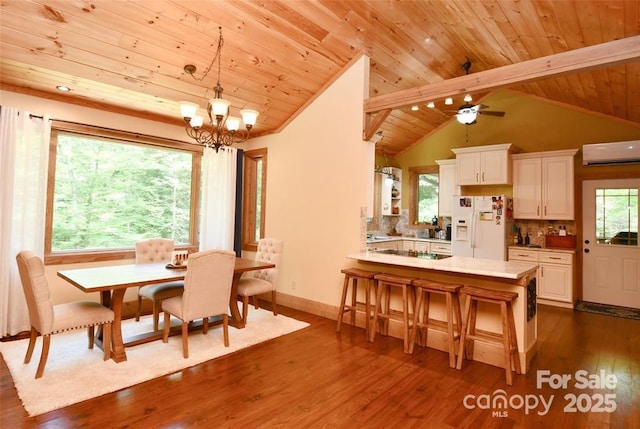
top-left (336, 268), bottom-right (380, 336)
top-left (408, 279), bottom-right (463, 368)
top-left (456, 286), bottom-right (522, 386)
top-left (369, 273), bottom-right (416, 353)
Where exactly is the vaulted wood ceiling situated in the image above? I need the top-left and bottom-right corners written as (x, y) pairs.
top-left (1, 0), bottom-right (639, 156)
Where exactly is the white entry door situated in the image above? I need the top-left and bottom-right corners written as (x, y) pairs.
top-left (582, 179), bottom-right (640, 309)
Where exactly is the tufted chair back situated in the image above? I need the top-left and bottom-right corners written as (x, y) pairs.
top-left (180, 249), bottom-right (236, 322)
top-left (16, 250), bottom-right (115, 378)
top-left (16, 250), bottom-right (55, 335)
top-left (135, 238), bottom-right (174, 264)
top-left (249, 238), bottom-right (284, 286)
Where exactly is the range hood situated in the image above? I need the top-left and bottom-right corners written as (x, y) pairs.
top-left (582, 140), bottom-right (640, 166)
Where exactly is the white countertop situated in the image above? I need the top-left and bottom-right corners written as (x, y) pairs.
top-left (367, 237), bottom-right (451, 244)
top-left (347, 252), bottom-right (538, 280)
top-left (508, 245), bottom-right (576, 254)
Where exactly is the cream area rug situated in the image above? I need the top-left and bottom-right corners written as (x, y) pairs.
top-left (0, 308), bottom-right (309, 417)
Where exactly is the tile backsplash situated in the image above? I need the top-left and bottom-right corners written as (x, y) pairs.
top-left (368, 210), bottom-right (451, 238)
top-left (368, 211), bottom-right (576, 248)
top-left (511, 219), bottom-right (576, 247)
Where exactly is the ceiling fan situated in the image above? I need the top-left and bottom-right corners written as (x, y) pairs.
top-left (454, 103), bottom-right (505, 125)
top-left (449, 60), bottom-right (505, 125)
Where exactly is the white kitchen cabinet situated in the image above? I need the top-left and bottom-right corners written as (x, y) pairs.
top-left (402, 240), bottom-right (415, 251)
top-left (435, 159), bottom-right (459, 217)
top-left (508, 247), bottom-right (574, 308)
top-left (367, 240), bottom-right (400, 251)
top-left (379, 167), bottom-right (402, 216)
top-left (512, 150), bottom-right (577, 220)
top-left (414, 241), bottom-right (430, 252)
top-left (430, 241), bottom-right (451, 255)
top-left (452, 144), bottom-right (512, 185)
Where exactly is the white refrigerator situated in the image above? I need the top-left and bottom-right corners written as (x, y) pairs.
top-left (451, 195), bottom-right (511, 261)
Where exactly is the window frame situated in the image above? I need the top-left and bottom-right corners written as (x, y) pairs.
top-left (408, 165), bottom-right (439, 228)
top-left (44, 122), bottom-right (202, 265)
top-left (242, 148), bottom-right (268, 252)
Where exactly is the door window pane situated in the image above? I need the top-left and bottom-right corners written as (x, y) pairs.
top-left (595, 188), bottom-right (638, 246)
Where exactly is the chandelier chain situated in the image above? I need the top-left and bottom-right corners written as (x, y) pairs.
top-left (184, 27), bottom-right (223, 83)
top-left (179, 27), bottom-right (258, 152)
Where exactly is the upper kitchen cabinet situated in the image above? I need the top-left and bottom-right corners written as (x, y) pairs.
top-left (379, 167), bottom-right (402, 216)
top-left (452, 144), bottom-right (512, 185)
top-left (435, 159), bottom-right (459, 217)
top-left (512, 150), bottom-right (578, 220)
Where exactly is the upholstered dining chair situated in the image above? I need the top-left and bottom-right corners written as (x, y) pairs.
top-left (161, 249), bottom-right (236, 358)
top-left (237, 238), bottom-right (284, 324)
top-left (16, 250), bottom-right (114, 379)
top-left (135, 238), bottom-right (184, 331)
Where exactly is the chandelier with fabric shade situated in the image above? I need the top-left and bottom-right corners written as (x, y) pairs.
top-left (179, 27), bottom-right (259, 152)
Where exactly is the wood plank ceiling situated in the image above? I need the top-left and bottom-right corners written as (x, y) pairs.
top-left (1, 0), bottom-right (639, 157)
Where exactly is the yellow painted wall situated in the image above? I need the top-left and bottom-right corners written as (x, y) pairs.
top-left (395, 89), bottom-right (640, 202)
top-left (398, 89), bottom-right (640, 164)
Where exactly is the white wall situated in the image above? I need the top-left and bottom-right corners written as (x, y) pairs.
top-left (245, 55), bottom-right (374, 308)
top-left (0, 91), bottom-right (187, 141)
top-left (1, 55), bottom-right (373, 310)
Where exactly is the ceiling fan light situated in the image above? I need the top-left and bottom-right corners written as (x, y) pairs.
top-left (427, 101), bottom-right (435, 108)
top-left (240, 109), bottom-right (259, 126)
top-left (456, 109), bottom-right (477, 125)
top-left (444, 97), bottom-right (453, 105)
top-left (179, 101), bottom-right (199, 119)
top-left (210, 98), bottom-right (231, 117)
top-left (464, 94), bottom-right (473, 102)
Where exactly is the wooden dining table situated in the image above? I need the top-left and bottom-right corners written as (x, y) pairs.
top-left (57, 257), bottom-right (275, 363)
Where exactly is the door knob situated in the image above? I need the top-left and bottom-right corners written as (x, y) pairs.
top-left (584, 248), bottom-right (590, 253)
top-left (584, 239), bottom-right (590, 244)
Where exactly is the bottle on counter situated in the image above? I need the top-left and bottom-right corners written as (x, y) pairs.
top-left (524, 232), bottom-right (530, 246)
top-left (517, 228), bottom-right (523, 245)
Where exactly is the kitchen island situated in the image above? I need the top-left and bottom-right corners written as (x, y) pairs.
top-left (346, 251), bottom-right (538, 373)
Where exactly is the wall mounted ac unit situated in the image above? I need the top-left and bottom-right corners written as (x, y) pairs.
top-left (582, 140), bottom-right (640, 166)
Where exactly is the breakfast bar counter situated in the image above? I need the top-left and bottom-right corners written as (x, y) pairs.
top-left (346, 251), bottom-right (539, 373)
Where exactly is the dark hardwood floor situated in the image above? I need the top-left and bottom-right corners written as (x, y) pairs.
top-left (2, 303), bottom-right (639, 428)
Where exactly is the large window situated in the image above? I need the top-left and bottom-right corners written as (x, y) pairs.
top-left (242, 148), bottom-right (267, 251)
top-left (409, 165), bottom-right (439, 226)
top-left (45, 124), bottom-right (201, 263)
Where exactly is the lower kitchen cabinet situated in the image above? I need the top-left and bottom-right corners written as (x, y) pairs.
top-left (508, 247), bottom-right (574, 308)
top-left (430, 241), bottom-right (451, 255)
top-left (367, 239), bottom-right (451, 256)
top-left (414, 241), bottom-right (430, 252)
top-left (367, 240), bottom-right (400, 251)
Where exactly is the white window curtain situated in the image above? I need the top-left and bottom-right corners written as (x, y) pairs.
top-left (0, 107), bottom-right (51, 337)
top-left (199, 147), bottom-right (237, 251)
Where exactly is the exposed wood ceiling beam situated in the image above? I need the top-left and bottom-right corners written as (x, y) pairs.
top-left (364, 35), bottom-right (640, 113)
top-left (363, 109), bottom-right (392, 141)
